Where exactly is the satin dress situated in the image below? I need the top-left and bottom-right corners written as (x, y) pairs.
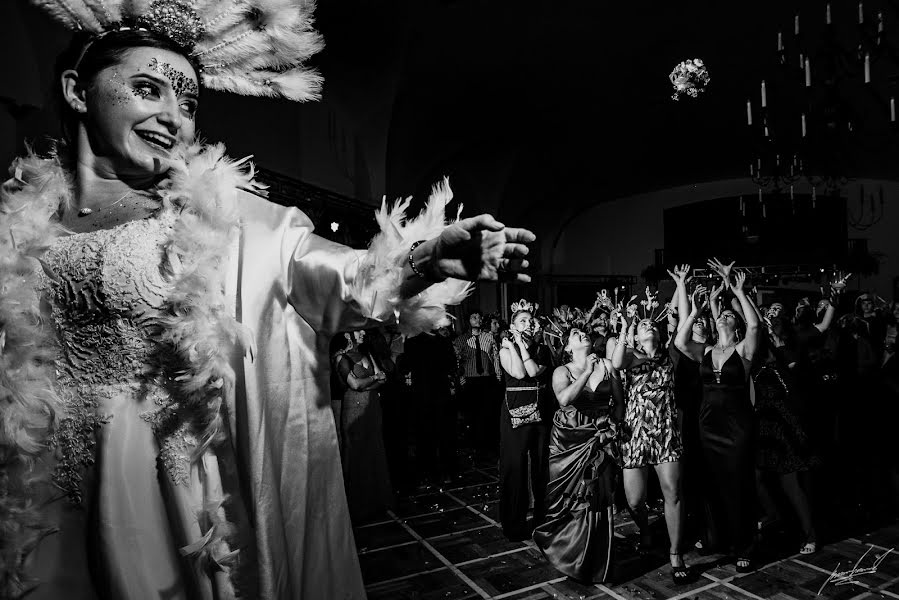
top-left (698, 349), bottom-right (756, 556)
top-left (30, 213), bottom-right (255, 600)
top-left (533, 367), bottom-right (620, 583)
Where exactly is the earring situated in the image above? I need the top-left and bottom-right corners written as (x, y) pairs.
top-left (73, 101), bottom-right (86, 113)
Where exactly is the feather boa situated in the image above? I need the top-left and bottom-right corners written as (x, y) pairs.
top-left (0, 152), bottom-right (71, 598)
top-left (354, 177), bottom-right (473, 337)
top-left (0, 143), bottom-right (472, 595)
top-left (0, 141), bottom-right (258, 596)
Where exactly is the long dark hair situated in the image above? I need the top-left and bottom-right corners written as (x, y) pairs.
top-left (55, 30), bottom-right (199, 143)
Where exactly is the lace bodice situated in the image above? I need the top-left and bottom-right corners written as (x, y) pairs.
top-left (41, 213), bottom-right (176, 385)
top-left (40, 213), bottom-right (195, 499)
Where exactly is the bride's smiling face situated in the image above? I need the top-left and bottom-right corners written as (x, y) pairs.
top-left (67, 46), bottom-right (199, 177)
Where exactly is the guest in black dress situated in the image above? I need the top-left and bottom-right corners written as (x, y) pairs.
top-left (499, 300), bottom-right (553, 540)
top-left (676, 264), bottom-right (761, 573)
top-left (669, 266), bottom-right (715, 553)
top-left (533, 326), bottom-right (623, 583)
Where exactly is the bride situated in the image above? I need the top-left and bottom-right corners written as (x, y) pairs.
top-left (0, 2), bottom-right (535, 599)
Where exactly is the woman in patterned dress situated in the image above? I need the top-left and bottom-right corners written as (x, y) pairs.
top-left (610, 314), bottom-right (689, 583)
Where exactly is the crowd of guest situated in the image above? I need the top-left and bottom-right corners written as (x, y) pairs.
top-left (330, 259), bottom-right (899, 584)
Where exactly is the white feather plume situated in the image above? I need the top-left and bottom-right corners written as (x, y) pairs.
top-left (30, 0), bottom-right (325, 102)
top-left (353, 178), bottom-right (473, 337)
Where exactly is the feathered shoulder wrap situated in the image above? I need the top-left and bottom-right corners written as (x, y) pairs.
top-left (0, 143), bottom-right (472, 595)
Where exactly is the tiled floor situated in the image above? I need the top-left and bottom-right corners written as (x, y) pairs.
top-left (355, 458), bottom-right (899, 600)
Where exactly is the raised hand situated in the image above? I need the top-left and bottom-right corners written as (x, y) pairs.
top-left (435, 214), bottom-right (536, 283)
top-left (667, 263), bottom-right (692, 285)
top-left (709, 282), bottom-right (724, 303)
top-left (831, 271), bottom-right (852, 292)
top-left (690, 285), bottom-right (708, 316)
top-left (733, 270), bottom-right (747, 293)
top-left (707, 257), bottom-right (736, 284)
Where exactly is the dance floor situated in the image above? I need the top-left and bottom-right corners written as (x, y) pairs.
top-left (354, 456), bottom-right (899, 600)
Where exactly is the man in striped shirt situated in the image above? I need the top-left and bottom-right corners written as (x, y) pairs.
top-left (454, 310), bottom-right (502, 452)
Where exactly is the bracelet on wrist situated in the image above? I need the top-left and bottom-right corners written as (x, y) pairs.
top-left (408, 240), bottom-right (428, 279)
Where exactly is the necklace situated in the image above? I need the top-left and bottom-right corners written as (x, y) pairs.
top-left (77, 190), bottom-right (133, 216)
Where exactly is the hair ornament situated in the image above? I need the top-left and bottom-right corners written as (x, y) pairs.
top-left (638, 286), bottom-right (666, 322)
top-left (31, 0), bottom-right (324, 101)
top-left (511, 298), bottom-right (538, 316)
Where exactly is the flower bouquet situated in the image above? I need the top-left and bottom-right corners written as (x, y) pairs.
top-left (669, 58), bottom-right (710, 101)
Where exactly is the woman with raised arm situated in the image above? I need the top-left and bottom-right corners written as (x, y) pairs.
top-left (0, 3), bottom-right (536, 598)
top-left (675, 265), bottom-right (760, 573)
top-left (533, 326), bottom-right (623, 583)
top-left (610, 301), bottom-right (691, 584)
top-left (669, 267), bottom-right (715, 552)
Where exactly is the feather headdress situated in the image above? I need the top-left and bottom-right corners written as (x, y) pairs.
top-left (30, 0), bottom-right (324, 101)
top-left (545, 305), bottom-right (589, 338)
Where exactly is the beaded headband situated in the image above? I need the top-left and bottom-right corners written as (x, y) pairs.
top-left (32, 0), bottom-right (324, 102)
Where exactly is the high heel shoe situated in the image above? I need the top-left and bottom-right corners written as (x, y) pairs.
top-left (799, 541), bottom-right (817, 555)
top-left (670, 552), bottom-right (693, 585)
top-left (736, 557), bottom-right (754, 573)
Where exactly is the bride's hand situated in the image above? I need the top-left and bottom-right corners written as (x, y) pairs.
top-left (434, 215), bottom-right (536, 283)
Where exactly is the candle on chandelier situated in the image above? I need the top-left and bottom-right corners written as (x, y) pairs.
top-left (790, 185), bottom-right (794, 200)
top-left (758, 158), bottom-right (762, 171)
top-left (805, 58), bottom-right (811, 87)
top-left (826, 3), bottom-right (832, 25)
top-left (778, 31), bottom-right (783, 51)
top-left (759, 188), bottom-right (763, 203)
top-left (891, 97), bottom-right (896, 122)
top-left (795, 13), bottom-right (800, 35)
top-left (762, 201), bottom-right (767, 218)
top-left (812, 187), bottom-right (816, 208)
top-left (878, 11), bottom-right (884, 33)
top-left (865, 53), bottom-right (871, 83)
top-left (859, 1), bottom-right (864, 24)
top-left (750, 163), bottom-right (754, 177)
top-left (761, 80), bottom-right (767, 107)
top-left (747, 100), bottom-right (753, 125)
top-left (801, 113), bottom-right (807, 137)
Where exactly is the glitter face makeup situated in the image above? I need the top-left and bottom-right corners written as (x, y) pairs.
top-left (106, 70), bottom-right (136, 106)
top-left (148, 57), bottom-right (199, 98)
top-left (78, 47), bottom-right (197, 177)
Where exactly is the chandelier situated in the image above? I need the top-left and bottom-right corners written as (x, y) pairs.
top-left (747, 1), bottom-right (899, 202)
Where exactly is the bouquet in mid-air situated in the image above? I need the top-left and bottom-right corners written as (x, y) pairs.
top-left (669, 58), bottom-right (710, 100)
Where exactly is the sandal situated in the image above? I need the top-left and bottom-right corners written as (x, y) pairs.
top-left (800, 541), bottom-right (817, 555)
top-left (670, 552), bottom-right (693, 585)
top-left (735, 557), bottom-right (754, 573)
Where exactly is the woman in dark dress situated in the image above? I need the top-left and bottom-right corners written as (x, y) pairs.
top-left (499, 300), bottom-right (553, 541)
top-left (676, 266), bottom-right (761, 572)
top-left (338, 329), bottom-right (396, 523)
top-left (533, 326), bottom-right (624, 583)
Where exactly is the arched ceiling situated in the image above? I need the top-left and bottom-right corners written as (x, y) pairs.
top-left (7, 0), bottom-right (899, 249)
